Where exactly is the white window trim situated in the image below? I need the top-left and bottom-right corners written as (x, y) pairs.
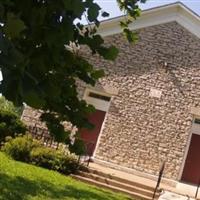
top-left (83, 88), bottom-right (112, 112)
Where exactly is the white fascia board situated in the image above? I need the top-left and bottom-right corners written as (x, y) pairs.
top-left (128, 8), bottom-right (178, 31)
top-left (97, 3), bottom-right (200, 39)
top-left (176, 5), bottom-right (200, 38)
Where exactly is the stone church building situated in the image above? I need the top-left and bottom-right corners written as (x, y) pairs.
top-left (22, 2), bottom-right (200, 187)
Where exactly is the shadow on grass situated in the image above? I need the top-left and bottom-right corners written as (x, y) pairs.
top-left (0, 173), bottom-right (130, 200)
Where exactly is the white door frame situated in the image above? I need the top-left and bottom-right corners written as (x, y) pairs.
top-left (83, 88), bottom-right (112, 157)
top-left (178, 118), bottom-right (200, 181)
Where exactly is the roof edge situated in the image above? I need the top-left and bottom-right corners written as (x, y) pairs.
top-left (97, 2), bottom-right (200, 39)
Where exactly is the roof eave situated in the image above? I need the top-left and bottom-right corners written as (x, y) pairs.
top-left (97, 2), bottom-right (200, 39)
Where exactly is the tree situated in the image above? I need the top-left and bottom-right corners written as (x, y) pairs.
top-left (0, 96), bottom-right (22, 115)
top-left (0, 96), bottom-right (26, 142)
top-left (0, 0), bottom-right (146, 150)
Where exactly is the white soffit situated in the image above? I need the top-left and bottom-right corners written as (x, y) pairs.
top-left (98, 2), bottom-right (200, 39)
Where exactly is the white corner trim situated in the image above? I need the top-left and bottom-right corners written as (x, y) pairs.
top-left (97, 3), bottom-right (200, 39)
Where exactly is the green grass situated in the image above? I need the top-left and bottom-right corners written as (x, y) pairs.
top-left (0, 152), bottom-right (131, 200)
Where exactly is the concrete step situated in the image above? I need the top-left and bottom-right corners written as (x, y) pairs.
top-left (84, 167), bottom-right (156, 192)
top-left (78, 171), bottom-right (157, 198)
top-left (72, 174), bottom-right (155, 200)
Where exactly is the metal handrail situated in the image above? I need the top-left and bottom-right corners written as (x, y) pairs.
top-left (195, 178), bottom-right (200, 199)
top-left (152, 162), bottom-right (165, 199)
top-left (77, 139), bottom-right (95, 166)
top-left (28, 125), bottom-right (59, 149)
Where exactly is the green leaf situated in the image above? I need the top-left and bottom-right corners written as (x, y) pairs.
top-left (93, 34), bottom-right (104, 46)
top-left (0, 35), bottom-right (10, 55)
top-left (123, 28), bottom-right (138, 43)
top-left (120, 21), bottom-right (127, 28)
top-left (98, 45), bottom-right (119, 61)
top-left (91, 69), bottom-right (105, 79)
top-left (68, 138), bottom-right (86, 155)
top-left (129, 8), bottom-right (141, 19)
top-left (0, 0), bottom-right (144, 147)
top-left (84, 0), bottom-right (94, 7)
top-left (63, 0), bottom-right (85, 19)
top-left (86, 104), bottom-right (96, 113)
top-left (24, 91), bottom-right (45, 109)
top-left (87, 3), bottom-right (101, 22)
top-left (4, 13), bottom-right (26, 39)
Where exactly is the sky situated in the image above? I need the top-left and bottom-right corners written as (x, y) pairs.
top-left (96, 0), bottom-right (200, 19)
top-left (0, 0), bottom-right (199, 82)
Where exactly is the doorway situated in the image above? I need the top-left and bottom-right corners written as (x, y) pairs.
top-left (80, 89), bottom-right (111, 156)
top-left (80, 109), bottom-right (106, 156)
top-left (181, 130), bottom-right (200, 185)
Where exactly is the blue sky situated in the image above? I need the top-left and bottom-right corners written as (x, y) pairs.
top-left (0, 0), bottom-right (199, 82)
top-left (96, 0), bottom-right (200, 18)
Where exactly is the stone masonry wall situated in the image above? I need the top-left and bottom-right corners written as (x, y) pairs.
top-left (22, 21), bottom-right (200, 181)
top-left (22, 106), bottom-right (46, 128)
top-left (81, 21), bottom-right (200, 180)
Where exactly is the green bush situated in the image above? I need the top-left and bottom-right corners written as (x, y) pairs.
top-left (3, 135), bottom-right (79, 174)
top-left (30, 147), bottom-right (61, 170)
top-left (0, 109), bottom-right (26, 142)
top-left (2, 135), bottom-right (40, 162)
top-left (30, 147), bottom-right (79, 174)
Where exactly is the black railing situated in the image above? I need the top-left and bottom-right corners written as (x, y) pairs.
top-left (195, 178), bottom-right (200, 199)
top-left (28, 125), bottom-right (59, 149)
top-left (152, 162), bottom-right (165, 199)
top-left (78, 139), bottom-right (95, 166)
top-left (29, 125), bottom-right (95, 164)
top-left (28, 124), bottom-right (96, 167)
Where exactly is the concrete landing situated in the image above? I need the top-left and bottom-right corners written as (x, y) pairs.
top-left (158, 191), bottom-right (194, 200)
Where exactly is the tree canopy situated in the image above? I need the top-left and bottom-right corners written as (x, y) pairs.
top-left (0, 96), bottom-right (20, 115)
top-left (0, 0), bottom-right (146, 149)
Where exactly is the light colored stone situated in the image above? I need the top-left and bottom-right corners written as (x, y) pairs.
top-left (21, 21), bottom-right (200, 181)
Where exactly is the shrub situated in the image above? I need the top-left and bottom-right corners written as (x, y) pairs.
top-left (0, 109), bottom-right (26, 142)
top-left (3, 135), bottom-right (79, 174)
top-left (30, 147), bottom-right (60, 169)
top-left (30, 147), bottom-right (79, 174)
top-left (2, 135), bottom-right (40, 162)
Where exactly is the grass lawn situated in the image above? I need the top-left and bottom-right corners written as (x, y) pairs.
top-left (0, 152), bottom-right (132, 200)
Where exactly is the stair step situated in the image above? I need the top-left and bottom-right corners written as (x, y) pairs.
top-left (84, 167), bottom-right (155, 192)
top-left (78, 171), bottom-right (158, 197)
top-left (72, 174), bottom-right (158, 200)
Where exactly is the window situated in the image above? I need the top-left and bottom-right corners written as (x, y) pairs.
top-left (194, 118), bottom-right (200, 125)
top-left (83, 89), bottom-right (111, 112)
top-left (88, 92), bottom-right (111, 102)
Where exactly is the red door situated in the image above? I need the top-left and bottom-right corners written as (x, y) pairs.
top-left (80, 109), bottom-right (106, 156)
top-left (181, 134), bottom-right (200, 185)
